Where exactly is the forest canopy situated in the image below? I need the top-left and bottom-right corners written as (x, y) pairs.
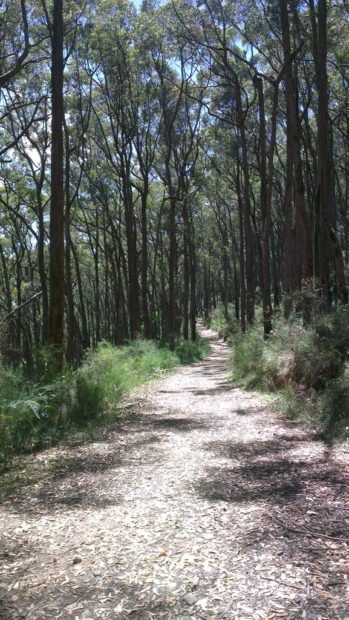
top-left (0, 0), bottom-right (349, 367)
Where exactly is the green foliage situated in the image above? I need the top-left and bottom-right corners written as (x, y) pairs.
top-left (35, 345), bottom-right (68, 382)
top-left (0, 337), bottom-right (208, 465)
top-left (206, 308), bottom-right (239, 341)
top-left (0, 375), bottom-right (73, 460)
top-left (0, 364), bottom-right (28, 401)
top-left (72, 341), bottom-right (178, 424)
top-left (174, 337), bottom-right (209, 364)
top-left (231, 326), bottom-right (265, 389)
top-left (319, 374), bottom-right (349, 440)
top-left (230, 307), bottom-right (349, 440)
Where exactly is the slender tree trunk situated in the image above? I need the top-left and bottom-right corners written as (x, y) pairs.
top-left (71, 241), bottom-right (90, 350)
top-left (233, 253), bottom-right (240, 321)
top-left (141, 188), bottom-right (151, 338)
top-left (168, 193), bottom-right (177, 337)
top-left (254, 75), bottom-right (272, 337)
top-left (64, 127), bottom-right (77, 365)
top-left (236, 164), bottom-right (246, 332)
top-left (236, 81), bottom-right (255, 324)
top-left (189, 226), bottom-right (196, 341)
top-left (203, 259), bottom-right (210, 323)
top-left (124, 183), bottom-right (140, 339)
top-left (37, 205), bottom-right (49, 344)
top-left (183, 221), bottom-right (190, 340)
top-left (94, 214), bottom-right (101, 344)
top-left (48, 0), bottom-right (65, 370)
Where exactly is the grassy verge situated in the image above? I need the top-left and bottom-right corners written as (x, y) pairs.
top-left (230, 307), bottom-right (349, 443)
top-left (0, 337), bottom-right (209, 467)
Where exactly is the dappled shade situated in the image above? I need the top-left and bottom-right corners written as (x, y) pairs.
top-left (1, 330), bottom-right (348, 619)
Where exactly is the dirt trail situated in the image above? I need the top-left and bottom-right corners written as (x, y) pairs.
top-left (0, 328), bottom-right (348, 619)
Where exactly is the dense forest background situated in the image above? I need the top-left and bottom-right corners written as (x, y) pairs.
top-left (1, 0), bottom-right (349, 455)
top-left (1, 0), bottom-right (348, 362)
top-left (2, 6), bottom-right (349, 616)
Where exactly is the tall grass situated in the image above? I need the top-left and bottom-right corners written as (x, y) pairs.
top-left (72, 340), bottom-right (179, 424)
top-left (0, 337), bottom-right (209, 465)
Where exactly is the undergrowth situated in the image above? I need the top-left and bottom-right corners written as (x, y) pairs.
top-left (171, 336), bottom-right (210, 364)
top-left (230, 306), bottom-right (349, 442)
top-left (0, 337), bottom-right (208, 466)
top-left (205, 306), bottom-right (239, 341)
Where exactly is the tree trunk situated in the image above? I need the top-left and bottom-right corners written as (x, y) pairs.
top-left (48, 0), bottom-right (65, 370)
top-left (236, 163), bottom-right (246, 332)
top-left (236, 80), bottom-right (255, 324)
top-left (254, 75), bottom-right (272, 337)
top-left (141, 188), bottom-right (151, 338)
top-left (280, 0), bottom-right (313, 323)
top-left (310, 0), bottom-right (347, 305)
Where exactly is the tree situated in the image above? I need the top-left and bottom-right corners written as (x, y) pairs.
top-left (0, 0), bottom-right (348, 371)
top-left (47, 0), bottom-right (65, 370)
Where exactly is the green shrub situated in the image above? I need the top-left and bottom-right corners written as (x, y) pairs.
top-left (0, 364), bottom-right (29, 400)
top-left (174, 337), bottom-right (209, 364)
top-left (208, 308), bottom-right (239, 341)
top-left (319, 375), bottom-right (349, 440)
top-left (0, 374), bottom-right (73, 462)
top-left (0, 336), bottom-right (208, 465)
top-left (231, 326), bottom-right (265, 388)
top-left (72, 344), bottom-right (125, 424)
top-left (73, 372), bottom-right (105, 424)
top-left (70, 340), bottom-right (180, 425)
top-left (230, 306), bottom-right (349, 440)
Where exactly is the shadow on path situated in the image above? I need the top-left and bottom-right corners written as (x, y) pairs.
top-left (1, 326), bottom-right (348, 619)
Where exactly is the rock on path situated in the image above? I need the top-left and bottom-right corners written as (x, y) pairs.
top-left (0, 328), bottom-right (348, 619)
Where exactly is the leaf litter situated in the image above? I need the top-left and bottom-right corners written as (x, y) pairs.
top-left (0, 328), bottom-right (348, 619)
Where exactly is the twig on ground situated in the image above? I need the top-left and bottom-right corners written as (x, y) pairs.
top-left (269, 513), bottom-right (349, 544)
top-left (259, 575), bottom-right (303, 590)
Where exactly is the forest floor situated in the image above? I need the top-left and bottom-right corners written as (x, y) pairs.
top-left (0, 328), bottom-right (349, 620)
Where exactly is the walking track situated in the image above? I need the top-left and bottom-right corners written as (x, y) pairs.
top-left (0, 328), bottom-right (348, 619)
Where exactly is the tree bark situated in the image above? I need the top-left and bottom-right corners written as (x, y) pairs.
top-left (48, 0), bottom-right (65, 370)
top-left (254, 75), bottom-right (272, 337)
top-left (280, 0), bottom-right (313, 323)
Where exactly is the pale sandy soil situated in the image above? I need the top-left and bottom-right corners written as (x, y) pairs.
top-left (0, 328), bottom-right (348, 619)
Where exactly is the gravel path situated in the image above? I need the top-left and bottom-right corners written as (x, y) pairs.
top-left (0, 328), bottom-right (348, 619)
